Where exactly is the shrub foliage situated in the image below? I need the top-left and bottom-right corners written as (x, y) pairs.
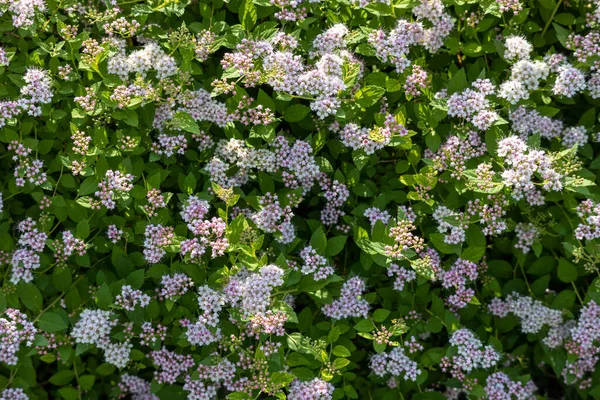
top-left (1, 0), bottom-right (600, 399)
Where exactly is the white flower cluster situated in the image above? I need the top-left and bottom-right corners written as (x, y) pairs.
top-left (488, 293), bottom-right (563, 334)
top-left (108, 41), bottom-right (177, 80)
top-left (71, 309), bottom-right (132, 368)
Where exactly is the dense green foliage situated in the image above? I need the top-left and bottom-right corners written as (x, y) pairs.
top-left (2, 0), bottom-right (600, 399)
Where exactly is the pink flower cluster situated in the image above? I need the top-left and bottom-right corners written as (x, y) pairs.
top-left (8, 141), bottom-right (47, 187)
top-left (369, 0), bottom-right (453, 72)
top-left (431, 131), bottom-right (486, 178)
top-left (143, 224), bottom-right (175, 264)
top-left (251, 193), bottom-right (296, 244)
top-left (154, 88), bottom-right (232, 130)
top-left (440, 258), bottom-right (480, 310)
top-left (575, 200), bottom-right (600, 240)
top-left (288, 378), bottom-right (334, 400)
top-left (180, 196), bottom-right (229, 260)
top-left (115, 285), bottom-right (151, 311)
top-left (447, 329), bottom-right (500, 374)
top-left (336, 114), bottom-right (408, 155)
top-left (433, 206), bottom-right (467, 244)
top-left (118, 374), bottom-right (158, 399)
top-left (466, 195), bottom-right (509, 236)
top-left (484, 372), bottom-right (537, 400)
top-left (514, 222), bottom-right (540, 253)
top-left (92, 170), bottom-right (135, 210)
top-left (497, 136), bottom-right (562, 205)
top-left (248, 310), bottom-right (288, 338)
top-left (447, 79), bottom-right (499, 130)
top-left (224, 265), bottom-right (284, 318)
top-left (0, 0), bottom-right (47, 28)
top-left (10, 218), bottom-right (48, 284)
top-left (387, 263), bottom-right (416, 291)
top-left (322, 277), bottom-right (369, 320)
top-left (53, 231), bottom-right (86, 262)
top-left (149, 347), bottom-right (195, 384)
top-left (488, 293), bottom-right (563, 334)
top-left (509, 106), bottom-right (563, 140)
top-left (370, 346), bottom-right (421, 382)
top-left (221, 25), bottom-right (361, 118)
top-left (0, 308), bottom-right (37, 365)
top-left (318, 174), bottom-right (350, 227)
top-left (156, 273), bottom-right (194, 301)
top-left (107, 225), bottom-right (123, 243)
top-left (298, 245), bottom-right (334, 281)
top-left (404, 65), bottom-right (429, 96)
top-left (364, 207), bottom-right (391, 228)
top-left (385, 215), bottom-right (425, 258)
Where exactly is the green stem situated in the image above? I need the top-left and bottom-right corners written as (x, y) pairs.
top-left (541, 0), bottom-right (563, 37)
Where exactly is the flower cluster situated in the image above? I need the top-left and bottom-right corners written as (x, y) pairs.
top-left (143, 224), bottom-right (175, 264)
top-left (298, 245), bottom-right (334, 280)
top-left (10, 218), bottom-right (48, 284)
top-left (370, 346), bottom-right (421, 382)
top-left (447, 79), bottom-right (498, 130)
top-left (440, 258), bottom-right (480, 310)
top-left (445, 329), bottom-right (500, 376)
top-left (369, 0), bottom-right (453, 72)
top-left (387, 263), bottom-right (416, 291)
top-left (92, 170), bottom-right (135, 210)
top-left (288, 378), bottom-right (334, 400)
top-left (180, 196), bottom-right (229, 260)
top-left (251, 193), bottom-right (296, 244)
top-left (157, 273), bottom-right (194, 301)
top-left (385, 214), bottom-right (425, 258)
top-left (575, 200), bottom-right (600, 240)
top-left (8, 142), bottom-right (47, 187)
top-left (224, 265), bottom-right (284, 318)
top-left (488, 293), bottom-right (563, 334)
top-left (364, 207), bottom-right (391, 228)
top-left (115, 285), bottom-right (151, 311)
top-left (0, 309), bottom-right (37, 365)
top-left (496, 136), bottom-right (563, 205)
top-left (322, 277), bottom-right (369, 320)
top-left (52, 231), bottom-right (86, 262)
top-left (484, 372), bottom-right (537, 400)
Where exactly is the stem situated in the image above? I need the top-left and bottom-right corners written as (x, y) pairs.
top-left (571, 281), bottom-right (585, 305)
top-left (541, 0), bottom-right (563, 37)
top-left (518, 259), bottom-right (535, 298)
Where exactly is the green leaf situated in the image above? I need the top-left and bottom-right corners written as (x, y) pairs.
top-left (283, 104), bottom-right (311, 122)
top-left (460, 246), bottom-right (486, 262)
top-left (354, 319), bottom-right (374, 332)
top-left (355, 86), bottom-right (385, 107)
top-left (447, 68), bottom-right (467, 94)
top-left (58, 387), bottom-right (79, 400)
top-left (50, 370), bottom-right (75, 386)
top-left (310, 226), bottom-right (327, 254)
top-left (96, 284), bottom-right (113, 310)
top-left (332, 345), bottom-right (351, 357)
top-left (325, 236), bottom-right (347, 256)
top-left (78, 176), bottom-right (98, 197)
top-left (126, 269), bottom-right (145, 289)
top-left (18, 283), bottom-right (43, 313)
top-left (38, 312), bottom-right (68, 333)
top-left (553, 23), bottom-right (570, 48)
top-left (171, 112), bottom-right (200, 134)
top-left (557, 258), bottom-right (577, 283)
top-left (333, 358), bottom-right (350, 369)
top-left (372, 309), bottom-right (390, 322)
top-left (240, 0), bottom-right (257, 31)
top-left (328, 326), bottom-right (341, 343)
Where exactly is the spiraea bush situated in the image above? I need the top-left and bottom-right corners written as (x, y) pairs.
top-left (2, 0), bottom-right (600, 399)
